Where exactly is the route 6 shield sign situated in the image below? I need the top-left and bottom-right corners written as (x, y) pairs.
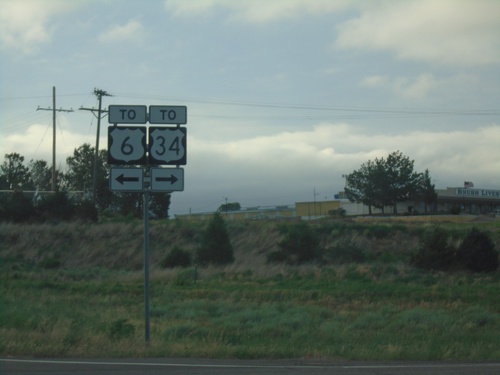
top-left (108, 126), bottom-right (147, 164)
top-left (149, 127), bottom-right (187, 165)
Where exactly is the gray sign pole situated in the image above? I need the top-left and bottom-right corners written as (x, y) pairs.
top-left (143, 189), bottom-right (151, 344)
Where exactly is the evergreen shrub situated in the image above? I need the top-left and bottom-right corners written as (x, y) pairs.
top-left (269, 222), bottom-right (320, 265)
top-left (458, 228), bottom-right (499, 273)
top-left (161, 246), bottom-right (192, 268)
top-left (197, 213), bottom-right (234, 266)
top-left (411, 227), bottom-right (455, 271)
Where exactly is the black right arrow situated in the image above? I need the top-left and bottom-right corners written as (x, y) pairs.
top-left (116, 174), bottom-right (139, 185)
top-left (156, 174), bottom-right (178, 184)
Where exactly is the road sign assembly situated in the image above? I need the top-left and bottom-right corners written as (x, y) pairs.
top-left (107, 104), bottom-right (187, 345)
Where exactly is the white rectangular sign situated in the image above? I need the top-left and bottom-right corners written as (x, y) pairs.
top-left (109, 105), bottom-right (148, 124)
top-left (149, 106), bottom-right (187, 124)
top-left (150, 168), bottom-right (184, 192)
top-left (110, 167), bottom-right (144, 192)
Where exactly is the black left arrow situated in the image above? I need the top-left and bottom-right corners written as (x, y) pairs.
top-left (156, 174), bottom-right (178, 184)
top-left (116, 174), bottom-right (139, 185)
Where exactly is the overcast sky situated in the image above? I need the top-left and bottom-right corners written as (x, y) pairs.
top-left (1, 0), bottom-right (499, 215)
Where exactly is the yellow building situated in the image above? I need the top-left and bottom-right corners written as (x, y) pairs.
top-left (175, 201), bottom-right (342, 221)
top-left (176, 205), bottom-right (297, 222)
top-left (295, 200), bottom-right (341, 220)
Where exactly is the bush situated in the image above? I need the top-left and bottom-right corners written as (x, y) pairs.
top-left (273, 222), bottom-right (320, 265)
top-left (36, 191), bottom-right (74, 221)
top-left (324, 239), bottom-right (365, 264)
top-left (108, 318), bottom-right (135, 340)
top-left (411, 227), bottom-right (455, 271)
top-left (161, 246), bottom-right (192, 268)
top-left (458, 228), bottom-right (499, 273)
top-left (74, 200), bottom-right (98, 222)
top-left (39, 256), bottom-right (62, 269)
top-left (0, 192), bottom-right (35, 222)
top-left (266, 250), bottom-right (289, 264)
top-left (197, 213), bottom-right (234, 266)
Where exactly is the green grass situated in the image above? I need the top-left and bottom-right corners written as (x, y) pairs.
top-left (1, 219), bottom-right (499, 359)
top-left (1, 264), bottom-right (499, 360)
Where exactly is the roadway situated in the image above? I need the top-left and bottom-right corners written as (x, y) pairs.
top-left (2, 358), bottom-right (500, 375)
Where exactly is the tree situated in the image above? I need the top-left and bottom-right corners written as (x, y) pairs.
top-left (197, 212), bottom-right (234, 266)
top-left (217, 202), bottom-right (241, 213)
top-left (29, 159), bottom-right (52, 191)
top-left (36, 191), bottom-right (74, 221)
top-left (150, 193), bottom-right (171, 219)
top-left (417, 169), bottom-right (437, 213)
top-left (383, 151), bottom-right (421, 214)
top-left (63, 144), bottom-right (111, 210)
top-left (63, 144), bottom-right (96, 192)
top-left (0, 191), bottom-right (35, 222)
top-left (0, 153), bottom-right (30, 190)
top-left (345, 159), bottom-right (386, 214)
top-left (112, 192), bottom-right (142, 217)
top-left (345, 151), bottom-right (422, 214)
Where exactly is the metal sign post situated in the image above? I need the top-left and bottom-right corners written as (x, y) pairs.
top-left (143, 189), bottom-right (150, 344)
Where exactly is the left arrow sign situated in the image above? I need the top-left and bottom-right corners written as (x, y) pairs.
top-left (116, 174), bottom-right (140, 185)
top-left (110, 167), bottom-right (144, 192)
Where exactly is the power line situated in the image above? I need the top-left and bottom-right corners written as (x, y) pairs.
top-left (113, 92), bottom-right (500, 117)
top-left (30, 116), bottom-right (53, 163)
top-left (3, 92), bottom-right (499, 128)
top-left (0, 93), bottom-right (92, 101)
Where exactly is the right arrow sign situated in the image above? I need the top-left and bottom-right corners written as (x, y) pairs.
top-left (151, 168), bottom-right (184, 192)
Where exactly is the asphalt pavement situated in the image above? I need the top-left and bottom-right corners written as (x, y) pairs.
top-left (2, 358), bottom-right (500, 375)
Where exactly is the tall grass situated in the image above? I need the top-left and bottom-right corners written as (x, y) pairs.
top-left (1, 263), bottom-right (499, 360)
top-left (1, 219), bottom-right (499, 359)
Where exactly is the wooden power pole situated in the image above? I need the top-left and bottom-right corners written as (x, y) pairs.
top-left (37, 86), bottom-right (74, 191)
top-left (79, 88), bottom-right (111, 203)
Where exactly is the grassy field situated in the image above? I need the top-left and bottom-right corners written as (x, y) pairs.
top-left (1, 217), bottom-right (499, 360)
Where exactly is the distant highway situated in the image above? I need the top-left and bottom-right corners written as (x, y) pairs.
top-left (2, 358), bottom-right (500, 375)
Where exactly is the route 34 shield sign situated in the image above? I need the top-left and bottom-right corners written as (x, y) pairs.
top-left (148, 127), bottom-right (187, 165)
top-left (108, 126), bottom-right (147, 165)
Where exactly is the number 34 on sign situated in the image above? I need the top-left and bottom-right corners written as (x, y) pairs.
top-left (108, 126), bottom-right (187, 165)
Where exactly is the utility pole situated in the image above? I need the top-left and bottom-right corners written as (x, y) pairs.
top-left (313, 188), bottom-right (320, 219)
top-left (80, 88), bottom-right (111, 203)
top-left (37, 86), bottom-right (74, 191)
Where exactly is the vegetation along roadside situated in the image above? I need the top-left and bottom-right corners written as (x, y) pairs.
top-left (1, 216), bottom-right (499, 360)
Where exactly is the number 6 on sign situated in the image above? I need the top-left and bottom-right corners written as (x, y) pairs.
top-left (148, 127), bottom-right (187, 165)
top-left (108, 126), bottom-right (147, 165)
